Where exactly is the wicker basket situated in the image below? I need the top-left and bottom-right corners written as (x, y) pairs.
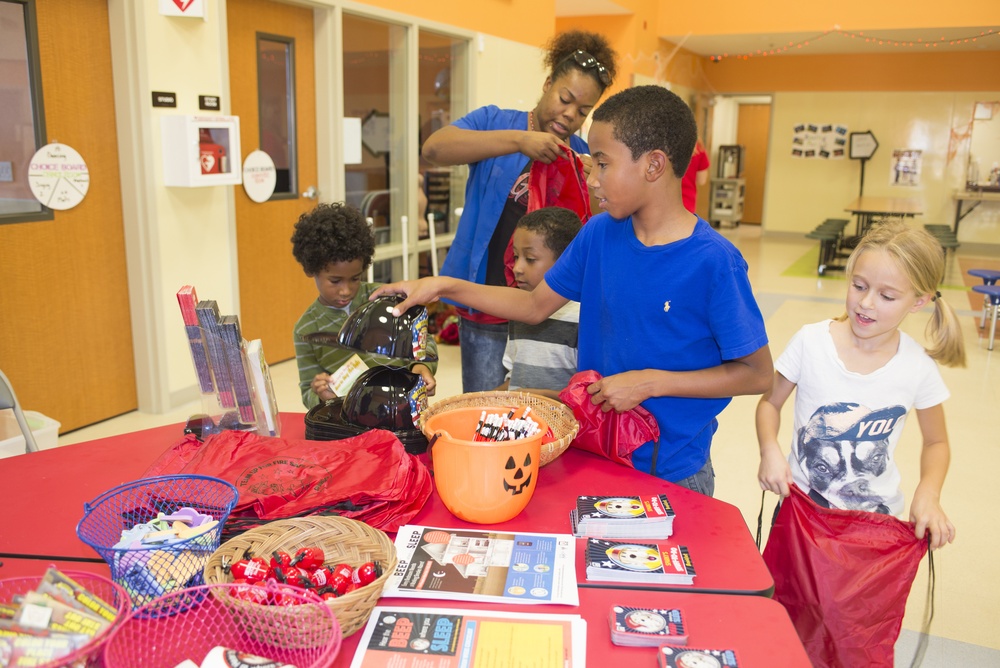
top-left (421, 391), bottom-right (579, 466)
top-left (204, 516), bottom-right (396, 637)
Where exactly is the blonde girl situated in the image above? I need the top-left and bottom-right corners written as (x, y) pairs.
top-left (757, 221), bottom-right (964, 549)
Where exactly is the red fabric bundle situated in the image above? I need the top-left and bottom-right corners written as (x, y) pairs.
top-left (762, 485), bottom-right (928, 668)
top-left (504, 145), bottom-right (592, 286)
top-left (558, 370), bottom-right (660, 467)
top-left (143, 428), bottom-right (431, 532)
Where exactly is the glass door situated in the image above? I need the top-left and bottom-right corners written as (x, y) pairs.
top-left (342, 13), bottom-right (406, 282)
top-left (341, 13), bottom-right (467, 282)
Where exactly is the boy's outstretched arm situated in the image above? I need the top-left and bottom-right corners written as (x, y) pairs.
top-left (755, 372), bottom-right (796, 497)
top-left (911, 403), bottom-right (956, 550)
top-left (587, 344), bottom-right (774, 412)
top-left (372, 277), bottom-right (567, 325)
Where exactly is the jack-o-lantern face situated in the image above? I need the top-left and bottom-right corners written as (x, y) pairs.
top-left (503, 453), bottom-right (533, 495)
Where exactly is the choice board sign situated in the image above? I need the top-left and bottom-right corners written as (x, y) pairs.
top-left (242, 150), bottom-right (277, 203)
top-left (28, 143), bottom-right (90, 211)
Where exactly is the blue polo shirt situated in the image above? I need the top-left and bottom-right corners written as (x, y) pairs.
top-left (545, 214), bottom-right (768, 482)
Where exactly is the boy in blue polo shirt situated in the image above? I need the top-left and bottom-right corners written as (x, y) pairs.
top-left (374, 86), bottom-right (772, 495)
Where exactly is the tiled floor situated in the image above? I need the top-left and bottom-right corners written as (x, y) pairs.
top-left (54, 225), bottom-right (1000, 664)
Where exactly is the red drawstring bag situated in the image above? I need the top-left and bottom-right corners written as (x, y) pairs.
top-left (762, 484), bottom-right (928, 668)
top-left (557, 370), bottom-right (660, 467)
top-left (142, 428), bottom-right (432, 533)
top-left (504, 145), bottom-right (592, 286)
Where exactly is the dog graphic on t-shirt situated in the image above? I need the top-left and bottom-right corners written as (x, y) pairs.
top-left (796, 402), bottom-right (906, 514)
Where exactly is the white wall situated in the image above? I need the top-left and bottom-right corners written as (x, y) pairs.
top-left (762, 91), bottom-right (1000, 243)
top-left (110, 0), bottom-right (239, 411)
top-left (473, 33), bottom-right (547, 111)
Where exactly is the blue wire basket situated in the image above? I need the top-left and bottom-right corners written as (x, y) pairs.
top-left (76, 475), bottom-right (239, 608)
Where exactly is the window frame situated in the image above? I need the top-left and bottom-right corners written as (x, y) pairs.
top-left (255, 31), bottom-right (298, 201)
top-left (1, 0), bottom-right (52, 225)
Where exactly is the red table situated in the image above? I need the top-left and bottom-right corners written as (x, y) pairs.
top-left (0, 414), bottom-right (772, 597)
top-left (0, 414), bottom-right (802, 664)
top-left (334, 587), bottom-right (811, 667)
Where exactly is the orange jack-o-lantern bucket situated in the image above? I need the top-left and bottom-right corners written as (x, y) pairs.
top-left (424, 406), bottom-right (546, 524)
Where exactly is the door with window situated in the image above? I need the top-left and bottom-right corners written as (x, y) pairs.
top-left (0, 0), bottom-right (135, 432)
top-left (227, 0), bottom-right (317, 363)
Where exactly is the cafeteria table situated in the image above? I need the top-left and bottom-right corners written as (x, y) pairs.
top-left (334, 587), bottom-right (811, 667)
top-left (0, 413), bottom-right (772, 597)
top-left (844, 195), bottom-right (924, 239)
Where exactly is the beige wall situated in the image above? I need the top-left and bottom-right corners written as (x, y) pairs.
top-left (763, 91), bottom-right (1000, 242)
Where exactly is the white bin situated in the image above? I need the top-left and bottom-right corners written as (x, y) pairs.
top-left (0, 409), bottom-right (61, 458)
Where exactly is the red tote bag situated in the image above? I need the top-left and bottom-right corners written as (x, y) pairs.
top-left (762, 484), bottom-right (928, 668)
top-left (558, 370), bottom-right (660, 468)
top-left (504, 145), bottom-right (592, 286)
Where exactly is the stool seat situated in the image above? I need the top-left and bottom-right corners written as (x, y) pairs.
top-left (972, 285), bottom-right (1000, 302)
top-left (972, 285), bottom-right (1000, 351)
top-left (969, 269), bottom-right (1000, 285)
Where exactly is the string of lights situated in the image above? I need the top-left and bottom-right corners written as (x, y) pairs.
top-left (709, 27), bottom-right (998, 62)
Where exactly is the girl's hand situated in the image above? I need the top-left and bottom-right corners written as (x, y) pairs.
top-left (758, 443), bottom-right (793, 497)
top-left (412, 364), bottom-right (436, 397)
top-left (910, 487), bottom-right (956, 550)
top-left (518, 131), bottom-right (565, 164)
top-left (578, 153), bottom-right (593, 180)
top-left (311, 373), bottom-right (336, 401)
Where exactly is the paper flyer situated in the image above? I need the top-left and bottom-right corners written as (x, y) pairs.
top-left (350, 606), bottom-right (587, 668)
top-left (383, 526), bottom-right (579, 605)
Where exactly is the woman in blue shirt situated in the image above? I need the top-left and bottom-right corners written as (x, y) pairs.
top-left (422, 30), bottom-right (618, 392)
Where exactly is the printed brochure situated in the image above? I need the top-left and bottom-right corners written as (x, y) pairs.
top-left (382, 525), bottom-right (579, 605)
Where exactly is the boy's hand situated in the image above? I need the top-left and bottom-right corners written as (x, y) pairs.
top-left (586, 371), bottom-right (650, 412)
top-left (311, 373), bottom-right (336, 402)
top-left (412, 364), bottom-right (436, 397)
top-left (758, 442), bottom-right (793, 497)
top-left (910, 486), bottom-right (956, 550)
top-left (371, 277), bottom-right (446, 316)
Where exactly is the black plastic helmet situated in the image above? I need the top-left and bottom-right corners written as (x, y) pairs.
top-left (337, 295), bottom-right (437, 362)
top-left (342, 366), bottom-right (428, 432)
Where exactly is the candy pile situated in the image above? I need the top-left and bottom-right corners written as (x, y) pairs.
top-left (226, 546), bottom-right (382, 605)
top-left (0, 568), bottom-right (119, 667)
top-left (112, 507), bottom-right (219, 603)
top-left (472, 407), bottom-right (540, 442)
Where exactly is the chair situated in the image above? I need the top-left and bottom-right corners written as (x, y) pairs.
top-left (0, 369), bottom-right (39, 453)
top-left (971, 285), bottom-right (1000, 352)
top-left (968, 269), bottom-right (1000, 330)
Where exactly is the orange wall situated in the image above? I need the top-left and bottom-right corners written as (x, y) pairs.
top-left (660, 0), bottom-right (1000, 36)
top-left (352, 0), bottom-right (554, 47)
top-left (705, 50), bottom-right (1000, 92)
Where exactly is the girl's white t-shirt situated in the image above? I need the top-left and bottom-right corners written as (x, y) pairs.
top-left (776, 320), bottom-right (949, 516)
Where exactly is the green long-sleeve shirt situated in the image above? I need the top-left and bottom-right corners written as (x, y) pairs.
top-left (293, 283), bottom-right (438, 408)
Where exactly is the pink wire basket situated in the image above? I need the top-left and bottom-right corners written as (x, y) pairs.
top-left (102, 583), bottom-right (342, 668)
top-left (0, 570), bottom-right (130, 668)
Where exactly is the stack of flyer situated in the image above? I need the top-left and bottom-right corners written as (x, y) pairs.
top-left (609, 604), bottom-right (687, 647)
top-left (381, 525), bottom-right (579, 606)
top-left (571, 494), bottom-right (675, 539)
top-left (350, 607), bottom-right (587, 667)
top-left (585, 538), bottom-right (696, 586)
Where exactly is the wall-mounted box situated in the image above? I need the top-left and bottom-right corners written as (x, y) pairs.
top-left (161, 114), bottom-right (242, 187)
